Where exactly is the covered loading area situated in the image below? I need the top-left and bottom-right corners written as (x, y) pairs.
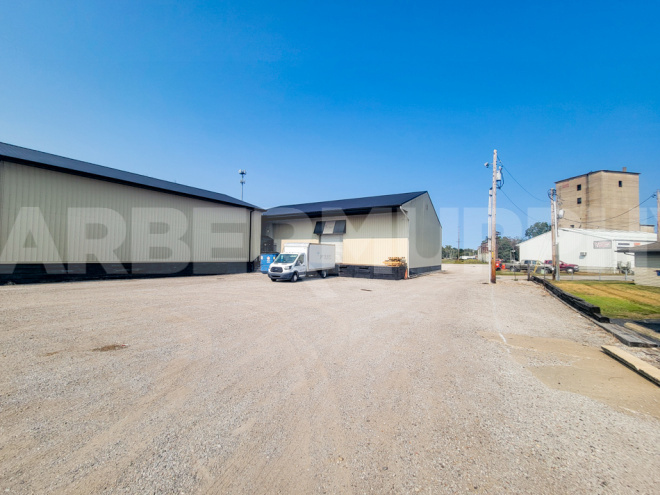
top-left (0, 142), bottom-right (263, 283)
top-left (262, 191), bottom-right (442, 278)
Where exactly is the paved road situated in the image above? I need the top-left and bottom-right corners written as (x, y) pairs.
top-left (1, 265), bottom-right (659, 494)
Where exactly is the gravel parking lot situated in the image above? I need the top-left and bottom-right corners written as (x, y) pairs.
top-left (1, 264), bottom-right (659, 494)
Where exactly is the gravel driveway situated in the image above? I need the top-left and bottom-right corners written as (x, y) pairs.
top-left (1, 264), bottom-right (659, 494)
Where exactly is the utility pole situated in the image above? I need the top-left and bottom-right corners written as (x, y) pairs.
top-left (457, 227), bottom-right (460, 261)
top-left (488, 189), bottom-right (492, 277)
top-left (657, 189), bottom-right (659, 242)
top-left (550, 188), bottom-right (559, 281)
top-left (490, 149), bottom-right (498, 284)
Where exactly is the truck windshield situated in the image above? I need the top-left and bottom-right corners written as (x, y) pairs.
top-left (274, 254), bottom-right (298, 264)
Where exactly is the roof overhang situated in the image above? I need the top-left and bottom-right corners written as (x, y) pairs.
top-left (264, 206), bottom-right (400, 220)
top-left (616, 241), bottom-right (660, 254)
top-left (0, 142), bottom-right (263, 211)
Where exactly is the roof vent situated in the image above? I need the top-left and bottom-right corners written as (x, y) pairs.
top-left (623, 166), bottom-right (627, 172)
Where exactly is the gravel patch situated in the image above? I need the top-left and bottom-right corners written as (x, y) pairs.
top-left (0, 264), bottom-right (658, 493)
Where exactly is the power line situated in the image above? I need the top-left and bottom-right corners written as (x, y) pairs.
top-left (563, 194), bottom-right (655, 224)
top-left (499, 187), bottom-right (547, 224)
top-left (497, 157), bottom-right (546, 203)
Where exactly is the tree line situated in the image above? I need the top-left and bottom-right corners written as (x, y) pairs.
top-left (445, 222), bottom-right (550, 261)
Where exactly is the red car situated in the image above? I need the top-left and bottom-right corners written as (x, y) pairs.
top-left (544, 260), bottom-right (579, 273)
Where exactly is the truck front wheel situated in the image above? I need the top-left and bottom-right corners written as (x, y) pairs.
top-left (291, 272), bottom-right (299, 283)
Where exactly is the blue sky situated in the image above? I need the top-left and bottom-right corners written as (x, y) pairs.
top-left (1, 1), bottom-right (659, 247)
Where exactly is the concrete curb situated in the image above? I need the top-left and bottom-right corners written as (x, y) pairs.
top-left (602, 345), bottom-right (660, 387)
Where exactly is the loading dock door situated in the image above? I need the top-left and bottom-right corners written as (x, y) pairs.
top-left (320, 234), bottom-right (343, 263)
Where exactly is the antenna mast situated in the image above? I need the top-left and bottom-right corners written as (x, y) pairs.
top-left (238, 169), bottom-right (247, 200)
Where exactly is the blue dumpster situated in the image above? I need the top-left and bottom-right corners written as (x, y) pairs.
top-left (260, 253), bottom-right (279, 274)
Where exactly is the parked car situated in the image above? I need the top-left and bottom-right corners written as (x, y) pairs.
top-left (544, 260), bottom-right (579, 273)
top-left (509, 259), bottom-right (554, 274)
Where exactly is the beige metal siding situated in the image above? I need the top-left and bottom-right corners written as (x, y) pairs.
top-left (402, 193), bottom-right (443, 269)
top-left (273, 217), bottom-right (315, 247)
top-left (250, 210), bottom-right (262, 262)
top-left (0, 161), bottom-right (254, 263)
top-left (344, 211), bottom-right (408, 265)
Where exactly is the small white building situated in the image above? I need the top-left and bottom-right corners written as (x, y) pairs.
top-left (619, 241), bottom-right (660, 287)
top-left (518, 228), bottom-right (657, 273)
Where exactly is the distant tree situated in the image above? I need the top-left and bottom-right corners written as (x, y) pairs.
top-left (524, 221), bottom-right (551, 239)
top-left (479, 235), bottom-right (520, 261)
top-left (497, 236), bottom-right (521, 262)
top-left (442, 245), bottom-right (457, 259)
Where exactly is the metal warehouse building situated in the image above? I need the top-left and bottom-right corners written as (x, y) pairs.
top-left (518, 228), bottom-right (657, 273)
top-left (262, 191), bottom-right (442, 277)
top-left (0, 142), bottom-right (262, 283)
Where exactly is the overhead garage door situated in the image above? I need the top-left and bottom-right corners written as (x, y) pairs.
top-left (320, 234), bottom-right (343, 263)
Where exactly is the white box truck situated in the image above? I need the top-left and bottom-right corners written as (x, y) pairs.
top-left (268, 243), bottom-right (335, 282)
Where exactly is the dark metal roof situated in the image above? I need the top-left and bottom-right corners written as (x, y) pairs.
top-left (264, 191), bottom-right (427, 218)
top-left (617, 241), bottom-right (660, 253)
top-left (0, 142), bottom-right (262, 210)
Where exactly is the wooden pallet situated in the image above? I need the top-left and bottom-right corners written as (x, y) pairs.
top-left (383, 257), bottom-right (406, 267)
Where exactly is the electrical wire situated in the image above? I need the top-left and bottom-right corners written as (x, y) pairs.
top-left (562, 194), bottom-right (655, 224)
top-left (498, 187), bottom-right (547, 224)
top-left (497, 157), bottom-right (547, 203)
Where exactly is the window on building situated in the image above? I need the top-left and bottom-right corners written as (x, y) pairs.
top-left (619, 180), bottom-right (622, 187)
top-left (333, 220), bottom-right (346, 234)
top-left (577, 184), bottom-right (581, 191)
top-left (577, 198), bottom-right (582, 204)
top-left (314, 220), bottom-right (347, 235)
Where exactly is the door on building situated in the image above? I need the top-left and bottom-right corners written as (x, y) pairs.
top-left (320, 234), bottom-right (343, 263)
